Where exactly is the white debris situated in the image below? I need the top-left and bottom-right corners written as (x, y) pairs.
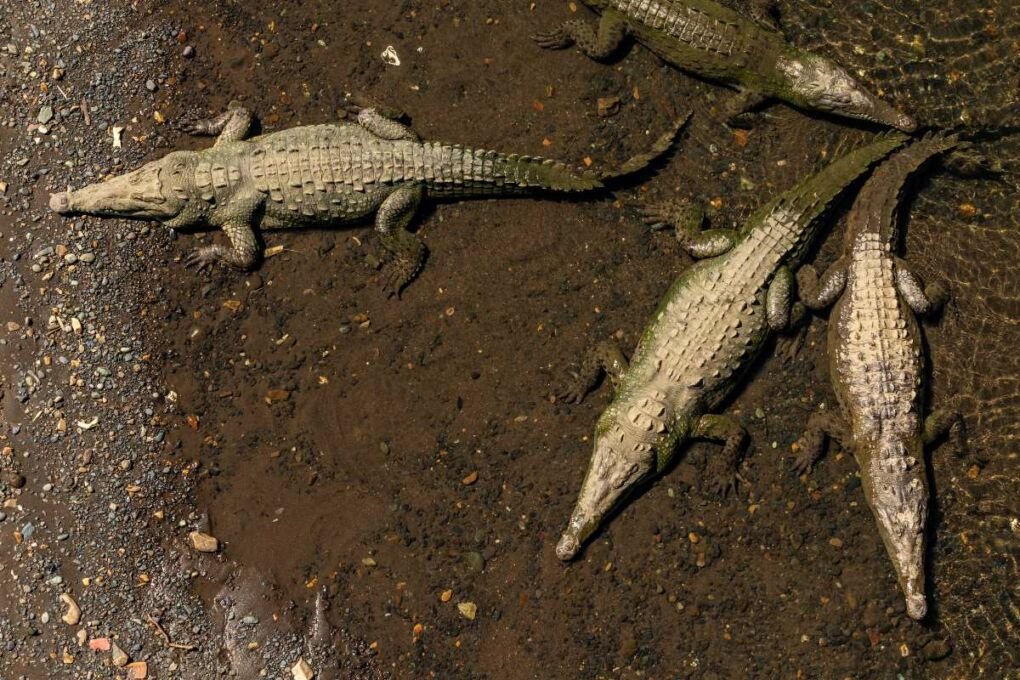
top-left (112, 126), bottom-right (124, 148)
top-left (380, 45), bottom-right (400, 66)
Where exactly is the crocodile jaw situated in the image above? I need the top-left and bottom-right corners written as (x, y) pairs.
top-left (556, 422), bottom-right (657, 561)
top-left (777, 54), bottom-right (916, 132)
top-left (859, 440), bottom-right (929, 619)
top-left (50, 159), bottom-right (181, 220)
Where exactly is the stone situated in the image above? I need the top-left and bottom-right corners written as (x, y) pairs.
top-left (111, 641), bottom-right (129, 667)
top-left (188, 531), bottom-right (219, 553)
top-left (60, 593), bottom-right (81, 625)
top-left (38, 106), bottom-right (54, 124)
top-left (597, 96), bottom-right (621, 118)
top-left (291, 658), bottom-right (315, 680)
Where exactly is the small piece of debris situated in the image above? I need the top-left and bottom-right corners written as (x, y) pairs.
top-left (38, 106), bottom-right (54, 124)
top-left (112, 126), bottom-right (124, 148)
top-left (189, 531), bottom-right (219, 553)
top-left (361, 556), bottom-right (377, 567)
top-left (597, 95), bottom-right (620, 117)
top-left (461, 471), bottom-right (478, 486)
top-left (89, 638), bottom-right (111, 651)
top-left (381, 45), bottom-right (400, 66)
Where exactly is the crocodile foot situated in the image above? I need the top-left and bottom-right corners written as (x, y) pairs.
top-left (531, 28), bottom-right (574, 50)
top-left (704, 461), bottom-right (743, 498)
top-left (184, 245), bottom-right (229, 271)
top-left (555, 373), bottom-right (590, 405)
top-left (379, 247), bottom-right (427, 299)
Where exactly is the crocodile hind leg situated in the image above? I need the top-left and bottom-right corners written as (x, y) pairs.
top-left (792, 411), bottom-right (849, 475)
top-left (894, 259), bottom-right (949, 316)
top-left (924, 409), bottom-right (969, 462)
top-left (638, 200), bottom-right (737, 258)
top-left (693, 414), bottom-right (748, 497)
top-left (185, 194), bottom-right (262, 271)
top-left (341, 101), bottom-right (421, 142)
top-left (557, 341), bottom-right (629, 404)
top-left (796, 260), bottom-right (848, 311)
top-left (531, 10), bottom-right (629, 61)
top-left (181, 100), bottom-right (255, 146)
top-left (376, 185), bottom-right (426, 297)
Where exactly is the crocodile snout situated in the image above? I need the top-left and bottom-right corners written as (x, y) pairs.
top-left (49, 192), bottom-right (73, 214)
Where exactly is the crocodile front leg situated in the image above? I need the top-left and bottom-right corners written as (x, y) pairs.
top-left (693, 414), bottom-right (748, 497)
top-left (923, 409), bottom-right (968, 459)
top-left (792, 411), bottom-right (849, 475)
top-left (557, 341), bottom-right (629, 404)
top-left (639, 200), bottom-right (737, 258)
top-left (185, 193), bottom-right (262, 271)
top-left (532, 10), bottom-right (629, 61)
top-left (796, 259), bottom-right (848, 310)
top-left (376, 185), bottom-right (426, 297)
top-left (181, 100), bottom-right (254, 146)
top-left (723, 89), bottom-right (769, 128)
top-left (894, 259), bottom-right (949, 316)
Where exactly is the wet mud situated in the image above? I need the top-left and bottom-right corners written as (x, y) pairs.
top-left (1, 0), bottom-right (1017, 678)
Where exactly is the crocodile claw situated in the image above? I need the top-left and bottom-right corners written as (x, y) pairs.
top-left (379, 257), bottom-right (422, 299)
top-left (531, 31), bottom-right (572, 50)
top-left (554, 376), bottom-right (588, 405)
top-left (184, 245), bottom-right (226, 271)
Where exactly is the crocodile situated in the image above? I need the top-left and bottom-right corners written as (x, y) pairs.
top-left (792, 133), bottom-right (966, 620)
top-left (554, 131), bottom-right (908, 561)
top-left (49, 103), bottom-right (685, 295)
top-left (533, 0), bottom-right (916, 131)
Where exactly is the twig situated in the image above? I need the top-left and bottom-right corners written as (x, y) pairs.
top-left (147, 615), bottom-right (198, 651)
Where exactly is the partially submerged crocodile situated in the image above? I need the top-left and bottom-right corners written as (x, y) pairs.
top-left (49, 103), bottom-right (684, 295)
top-left (793, 133), bottom-right (965, 620)
top-left (533, 0), bottom-right (915, 131)
top-left (555, 131), bottom-right (908, 560)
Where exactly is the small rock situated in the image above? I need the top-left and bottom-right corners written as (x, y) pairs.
top-left (89, 638), bottom-right (111, 651)
top-left (291, 658), bottom-right (315, 680)
top-left (182, 45), bottom-right (195, 58)
top-left (111, 641), bottom-right (129, 667)
top-left (51, 67), bottom-right (64, 81)
top-left (60, 593), bottom-right (81, 625)
top-left (463, 551), bottom-right (485, 573)
top-left (361, 557), bottom-right (377, 567)
top-left (597, 96), bottom-right (621, 118)
top-left (188, 531), bottom-right (219, 553)
top-left (2, 471), bottom-right (26, 488)
top-left (79, 253), bottom-right (95, 263)
top-left (38, 106), bottom-right (54, 124)
top-left (145, 79), bottom-right (157, 92)
top-left (457, 601), bottom-right (477, 620)
top-left (922, 638), bottom-right (953, 661)
top-left (125, 660), bottom-right (148, 679)
top-left (461, 471), bottom-right (478, 485)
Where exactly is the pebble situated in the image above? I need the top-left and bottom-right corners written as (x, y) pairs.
top-left (182, 45), bottom-right (195, 58)
top-left (463, 551), bottom-right (485, 572)
top-left (457, 602), bottom-right (478, 620)
top-left (145, 79), bottom-right (157, 92)
top-left (291, 658), bottom-right (315, 680)
top-left (60, 593), bottom-right (81, 625)
top-left (111, 641), bottom-right (129, 667)
top-left (922, 638), bottom-right (953, 661)
top-left (38, 106), bottom-right (54, 124)
top-left (125, 661), bottom-right (148, 679)
top-left (188, 531), bottom-right (219, 553)
top-left (597, 96), bottom-right (621, 118)
top-left (79, 252), bottom-right (95, 263)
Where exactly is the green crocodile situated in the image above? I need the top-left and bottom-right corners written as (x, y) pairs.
top-left (534, 0), bottom-right (916, 131)
top-left (792, 133), bottom-right (966, 620)
top-left (49, 103), bottom-right (684, 295)
top-left (555, 131), bottom-right (908, 561)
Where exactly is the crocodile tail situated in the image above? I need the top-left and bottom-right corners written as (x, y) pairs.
top-left (771, 130), bottom-right (911, 227)
top-left (423, 114), bottom-right (687, 196)
top-left (588, 112), bottom-right (691, 182)
top-left (848, 131), bottom-right (961, 242)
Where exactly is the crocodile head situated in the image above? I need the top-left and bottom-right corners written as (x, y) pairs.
top-left (49, 153), bottom-right (190, 221)
top-left (777, 53), bottom-right (916, 132)
top-left (556, 402), bottom-right (681, 561)
top-left (860, 440), bottom-right (930, 620)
